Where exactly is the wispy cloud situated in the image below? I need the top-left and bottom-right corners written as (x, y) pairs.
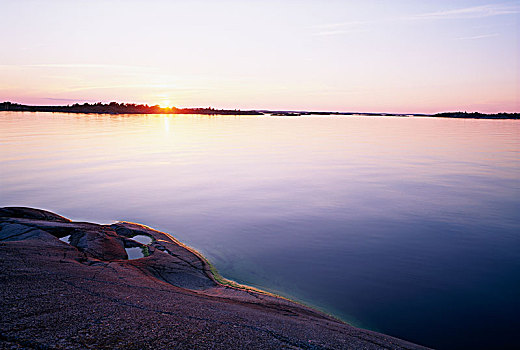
top-left (313, 29), bottom-right (366, 37)
top-left (406, 3), bottom-right (520, 20)
top-left (312, 20), bottom-right (372, 36)
top-left (43, 97), bottom-right (98, 103)
top-left (455, 33), bottom-right (499, 40)
top-left (312, 3), bottom-right (519, 35)
top-left (314, 20), bottom-right (371, 30)
top-left (63, 83), bottom-right (180, 93)
top-left (0, 63), bottom-right (155, 71)
top-left (25, 64), bottom-right (154, 70)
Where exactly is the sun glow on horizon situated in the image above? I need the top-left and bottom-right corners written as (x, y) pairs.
top-left (160, 100), bottom-right (172, 109)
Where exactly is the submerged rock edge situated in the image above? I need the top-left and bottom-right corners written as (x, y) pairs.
top-left (0, 207), bottom-right (430, 350)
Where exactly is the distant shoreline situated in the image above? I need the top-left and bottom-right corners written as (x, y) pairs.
top-left (0, 101), bottom-right (262, 116)
top-left (1, 101), bottom-right (518, 119)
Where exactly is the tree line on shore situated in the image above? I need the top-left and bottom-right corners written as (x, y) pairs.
top-left (0, 101), bottom-right (262, 115)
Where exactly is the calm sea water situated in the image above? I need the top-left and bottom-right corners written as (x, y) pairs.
top-left (1, 112), bottom-right (519, 349)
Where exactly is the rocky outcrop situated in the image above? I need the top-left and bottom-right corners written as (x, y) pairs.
top-left (0, 207), bottom-right (429, 349)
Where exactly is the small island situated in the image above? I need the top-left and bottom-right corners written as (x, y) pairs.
top-left (0, 207), bottom-right (429, 349)
top-left (432, 112), bottom-right (520, 119)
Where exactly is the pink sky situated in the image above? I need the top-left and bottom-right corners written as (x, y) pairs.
top-left (1, 0), bottom-right (519, 113)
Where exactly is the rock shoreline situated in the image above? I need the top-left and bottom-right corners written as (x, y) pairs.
top-left (0, 207), bottom-right (429, 349)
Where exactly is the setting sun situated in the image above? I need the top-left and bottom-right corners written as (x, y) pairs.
top-left (161, 100), bottom-right (171, 108)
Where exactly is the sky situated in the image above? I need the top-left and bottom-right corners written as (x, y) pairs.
top-left (0, 0), bottom-right (519, 113)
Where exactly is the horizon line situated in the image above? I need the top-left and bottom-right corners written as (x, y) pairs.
top-left (2, 101), bottom-right (519, 116)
